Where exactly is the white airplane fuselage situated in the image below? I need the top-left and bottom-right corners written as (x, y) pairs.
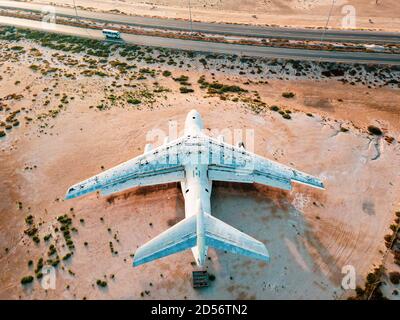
top-left (66, 109), bottom-right (323, 270)
top-left (180, 110), bottom-right (211, 268)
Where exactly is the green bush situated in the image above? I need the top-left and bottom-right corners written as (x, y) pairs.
top-left (389, 271), bottom-right (400, 285)
top-left (180, 87), bottom-right (194, 94)
top-left (282, 92), bottom-right (295, 98)
top-left (367, 125), bottom-right (382, 135)
top-left (96, 280), bottom-right (107, 287)
top-left (21, 276), bottom-right (34, 285)
top-left (127, 98), bottom-right (141, 105)
top-left (62, 253), bottom-right (72, 261)
top-left (270, 105), bottom-right (279, 112)
top-left (25, 215), bottom-right (33, 225)
top-left (174, 75), bottom-right (189, 83)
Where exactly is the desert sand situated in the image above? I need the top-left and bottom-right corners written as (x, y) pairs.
top-left (0, 27), bottom-right (399, 299)
top-left (27, 0), bottom-right (400, 32)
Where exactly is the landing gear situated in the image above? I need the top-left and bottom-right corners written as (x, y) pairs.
top-left (192, 270), bottom-right (209, 288)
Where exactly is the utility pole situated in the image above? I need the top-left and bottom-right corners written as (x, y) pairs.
top-left (188, 0), bottom-right (193, 33)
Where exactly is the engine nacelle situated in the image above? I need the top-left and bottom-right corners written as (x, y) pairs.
top-left (144, 143), bottom-right (153, 154)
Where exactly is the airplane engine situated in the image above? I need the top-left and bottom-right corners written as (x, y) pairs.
top-left (144, 143), bottom-right (153, 153)
top-left (237, 141), bottom-right (245, 149)
top-left (217, 135), bottom-right (224, 143)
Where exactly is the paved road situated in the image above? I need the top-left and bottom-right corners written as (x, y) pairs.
top-left (1, 17), bottom-right (400, 65)
top-left (1, 0), bottom-right (400, 44)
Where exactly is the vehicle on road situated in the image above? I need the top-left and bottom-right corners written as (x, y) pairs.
top-left (102, 29), bottom-right (120, 40)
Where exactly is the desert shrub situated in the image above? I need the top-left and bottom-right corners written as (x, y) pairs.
top-left (282, 92), bottom-right (295, 98)
top-left (389, 271), bottom-right (400, 285)
top-left (62, 253), bottom-right (72, 261)
top-left (51, 259), bottom-right (60, 267)
top-left (127, 98), bottom-right (141, 105)
top-left (25, 215), bottom-right (33, 225)
top-left (367, 125), bottom-right (382, 135)
top-left (366, 272), bottom-right (378, 284)
top-left (384, 234), bottom-right (392, 242)
top-left (21, 276), bottom-right (34, 285)
top-left (174, 75), bottom-right (189, 83)
top-left (162, 70), bottom-right (171, 77)
top-left (180, 87), bottom-right (194, 93)
top-left (355, 286), bottom-right (364, 297)
top-left (270, 105), bottom-right (279, 112)
top-left (208, 274), bottom-right (216, 281)
top-left (282, 113), bottom-right (291, 120)
top-left (96, 280), bottom-right (107, 287)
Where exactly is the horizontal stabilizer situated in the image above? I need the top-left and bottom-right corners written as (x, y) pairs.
top-left (204, 214), bottom-right (270, 262)
top-left (133, 215), bottom-right (196, 267)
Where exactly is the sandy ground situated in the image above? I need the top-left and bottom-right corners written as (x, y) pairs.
top-left (27, 0), bottom-right (400, 31)
top-left (0, 34), bottom-right (399, 299)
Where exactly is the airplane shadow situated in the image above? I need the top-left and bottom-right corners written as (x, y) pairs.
top-left (198, 182), bottom-right (342, 299)
top-left (104, 182), bottom-right (342, 299)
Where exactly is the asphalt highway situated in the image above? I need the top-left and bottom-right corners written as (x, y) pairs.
top-left (0, 0), bottom-right (400, 44)
top-left (1, 16), bottom-right (400, 65)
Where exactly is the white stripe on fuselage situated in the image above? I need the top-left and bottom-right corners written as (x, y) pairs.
top-left (180, 110), bottom-right (211, 267)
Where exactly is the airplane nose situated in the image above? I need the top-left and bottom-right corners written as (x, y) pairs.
top-left (188, 109), bottom-right (200, 120)
top-left (185, 109), bottom-right (204, 133)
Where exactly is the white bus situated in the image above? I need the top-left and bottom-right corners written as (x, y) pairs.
top-left (102, 29), bottom-right (121, 40)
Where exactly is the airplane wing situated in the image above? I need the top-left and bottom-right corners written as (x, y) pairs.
top-left (204, 135), bottom-right (324, 191)
top-left (65, 136), bottom-right (187, 199)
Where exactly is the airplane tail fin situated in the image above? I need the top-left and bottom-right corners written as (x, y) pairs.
top-left (132, 212), bottom-right (269, 267)
top-left (132, 214), bottom-right (197, 267)
top-left (204, 213), bottom-right (270, 262)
